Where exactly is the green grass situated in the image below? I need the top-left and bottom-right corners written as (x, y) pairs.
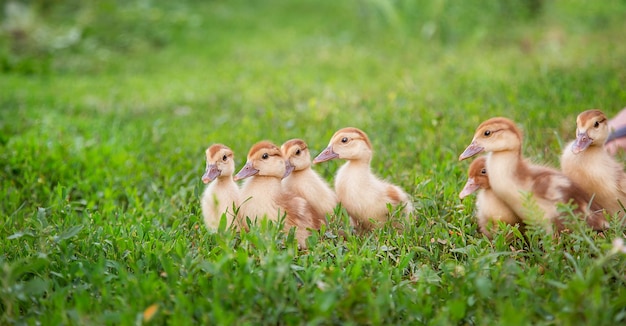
top-left (2, 0), bottom-right (626, 324)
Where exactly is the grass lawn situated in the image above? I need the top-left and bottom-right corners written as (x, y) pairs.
top-left (2, 0), bottom-right (626, 324)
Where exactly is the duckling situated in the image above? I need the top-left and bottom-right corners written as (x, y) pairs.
top-left (281, 139), bottom-right (338, 222)
top-left (560, 109), bottom-right (626, 217)
top-left (235, 141), bottom-right (324, 247)
top-left (459, 117), bottom-right (607, 232)
top-left (313, 127), bottom-right (414, 231)
top-left (200, 144), bottom-right (240, 230)
top-left (460, 156), bottom-right (524, 238)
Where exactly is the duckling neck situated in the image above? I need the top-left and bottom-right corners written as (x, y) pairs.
top-left (484, 150), bottom-right (526, 209)
top-left (216, 175), bottom-right (235, 184)
top-left (587, 143), bottom-right (605, 153)
top-left (284, 169), bottom-right (308, 185)
top-left (241, 176), bottom-right (282, 203)
top-left (346, 157), bottom-right (371, 168)
top-left (487, 150), bottom-right (526, 185)
top-left (341, 159), bottom-right (373, 181)
top-left (291, 168), bottom-right (308, 177)
top-left (247, 175), bottom-right (282, 188)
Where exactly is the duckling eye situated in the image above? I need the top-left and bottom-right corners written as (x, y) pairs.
top-left (594, 121), bottom-right (600, 128)
top-left (484, 130), bottom-right (491, 137)
top-left (262, 153), bottom-right (269, 159)
top-left (341, 137), bottom-right (348, 143)
top-left (295, 149), bottom-right (301, 155)
top-left (222, 155), bottom-right (228, 161)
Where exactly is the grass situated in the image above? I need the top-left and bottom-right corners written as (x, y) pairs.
top-left (2, 0), bottom-right (626, 324)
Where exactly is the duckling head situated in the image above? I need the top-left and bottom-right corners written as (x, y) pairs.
top-left (571, 109), bottom-right (608, 154)
top-left (459, 117), bottom-right (523, 160)
top-left (281, 139), bottom-right (311, 173)
top-left (234, 141), bottom-right (289, 181)
top-left (202, 144), bottom-right (235, 184)
top-left (313, 127), bottom-right (372, 163)
top-left (459, 156), bottom-right (490, 199)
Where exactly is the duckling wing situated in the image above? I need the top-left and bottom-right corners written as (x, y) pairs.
top-left (384, 183), bottom-right (414, 215)
top-left (530, 168), bottom-right (574, 202)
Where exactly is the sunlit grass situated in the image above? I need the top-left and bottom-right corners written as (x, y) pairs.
top-left (1, 0), bottom-right (626, 324)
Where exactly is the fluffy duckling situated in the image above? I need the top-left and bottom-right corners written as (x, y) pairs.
top-left (459, 117), bottom-right (607, 232)
top-left (281, 139), bottom-right (338, 222)
top-left (235, 141), bottom-right (324, 247)
top-left (560, 109), bottom-right (626, 217)
top-left (460, 156), bottom-right (524, 238)
top-left (313, 127), bottom-right (414, 231)
top-left (200, 144), bottom-right (241, 230)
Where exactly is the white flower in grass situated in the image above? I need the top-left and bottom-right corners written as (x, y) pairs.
top-left (611, 238), bottom-right (626, 254)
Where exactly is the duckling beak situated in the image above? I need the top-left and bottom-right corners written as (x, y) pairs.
top-left (459, 178), bottom-right (480, 199)
top-left (459, 141), bottom-right (484, 161)
top-left (234, 162), bottom-right (259, 181)
top-left (284, 160), bottom-right (295, 178)
top-left (313, 146), bottom-right (339, 163)
top-left (571, 131), bottom-right (592, 154)
top-left (201, 163), bottom-right (221, 184)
